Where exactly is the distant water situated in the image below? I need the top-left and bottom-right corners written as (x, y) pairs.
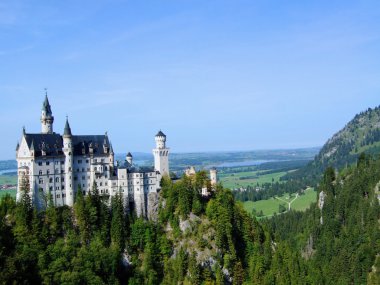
top-left (0, 169), bottom-right (17, 175)
top-left (217, 160), bottom-right (275, 167)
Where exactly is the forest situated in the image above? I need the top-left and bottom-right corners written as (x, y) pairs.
top-left (0, 154), bottom-right (379, 284)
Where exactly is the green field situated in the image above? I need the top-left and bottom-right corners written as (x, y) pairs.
top-left (243, 188), bottom-right (317, 217)
top-left (0, 189), bottom-right (16, 199)
top-left (0, 175), bottom-right (17, 185)
top-left (219, 170), bottom-right (289, 189)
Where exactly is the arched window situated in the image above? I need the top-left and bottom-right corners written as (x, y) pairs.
top-left (39, 170), bottom-right (42, 175)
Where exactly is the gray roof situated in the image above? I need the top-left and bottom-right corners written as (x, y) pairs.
top-left (42, 95), bottom-right (52, 115)
top-left (72, 135), bottom-right (110, 156)
top-left (156, 130), bottom-right (166, 137)
top-left (23, 133), bottom-right (111, 157)
top-left (63, 118), bottom-right (72, 136)
top-left (24, 133), bottom-right (64, 157)
top-left (126, 152), bottom-right (132, 157)
top-left (127, 166), bottom-right (155, 173)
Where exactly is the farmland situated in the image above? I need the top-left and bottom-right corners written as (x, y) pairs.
top-left (243, 187), bottom-right (317, 217)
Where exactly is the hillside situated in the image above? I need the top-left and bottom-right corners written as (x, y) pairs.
top-left (284, 105), bottom-right (380, 183)
top-left (266, 154), bottom-right (380, 284)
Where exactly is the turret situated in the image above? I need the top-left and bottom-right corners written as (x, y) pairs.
top-left (210, 167), bottom-right (217, 186)
top-left (109, 143), bottom-right (114, 166)
top-left (40, 93), bottom-right (54, 134)
top-left (63, 117), bottom-right (74, 206)
top-left (155, 130), bottom-right (166, 149)
top-left (126, 152), bottom-right (133, 165)
top-left (153, 130), bottom-right (170, 177)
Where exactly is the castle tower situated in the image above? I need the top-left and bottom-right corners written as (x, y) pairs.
top-left (63, 117), bottom-right (74, 206)
top-left (40, 93), bottom-right (54, 134)
top-left (152, 130), bottom-right (170, 176)
top-left (109, 143), bottom-right (115, 168)
top-left (126, 152), bottom-right (133, 165)
top-left (210, 168), bottom-right (217, 186)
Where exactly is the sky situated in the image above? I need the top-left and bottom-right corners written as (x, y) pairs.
top-left (1, 0), bottom-right (380, 159)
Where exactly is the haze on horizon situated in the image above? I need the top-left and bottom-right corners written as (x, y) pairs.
top-left (0, 0), bottom-right (379, 160)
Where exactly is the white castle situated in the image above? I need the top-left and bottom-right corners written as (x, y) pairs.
top-left (16, 95), bottom-right (170, 217)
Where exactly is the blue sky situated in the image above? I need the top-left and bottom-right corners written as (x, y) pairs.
top-left (1, 0), bottom-right (380, 159)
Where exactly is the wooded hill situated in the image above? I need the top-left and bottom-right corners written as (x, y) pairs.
top-left (284, 105), bottom-right (380, 184)
top-left (0, 156), bottom-right (379, 284)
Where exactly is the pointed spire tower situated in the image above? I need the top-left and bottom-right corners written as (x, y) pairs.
top-left (63, 116), bottom-right (74, 206)
top-left (40, 89), bottom-right (54, 134)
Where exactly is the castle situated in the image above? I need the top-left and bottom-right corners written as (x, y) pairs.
top-left (16, 95), bottom-right (169, 217)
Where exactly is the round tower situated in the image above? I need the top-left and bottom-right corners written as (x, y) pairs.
top-left (152, 130), bottom-right (170, 176)
top-left (41, 93), bottom-right (54, 134)
top-left (126, 152), bottom-right (133, 165)
top-left (63, 117), bottom-right (74, 206)
top-left (210, 168), bottom-right (218, 186)
top-left (155, 130), bottom-right (166, 148)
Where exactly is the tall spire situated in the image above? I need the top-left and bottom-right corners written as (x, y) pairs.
top-left (41, 91), bottom-right (54, 134)
top-left (64, 116), bottom-right (72, 136)
top-left (42, 89), bottom-right (52, 115)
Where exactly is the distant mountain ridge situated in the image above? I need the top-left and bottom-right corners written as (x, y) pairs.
top-left (284, 105), bottom-right (380, 182)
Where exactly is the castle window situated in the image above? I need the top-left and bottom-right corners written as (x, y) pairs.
top-left (55, 161), bottom-right (59, 165)
top-left (39, 178), bottom-right (43, 184)
top-left (46, 161), bottom-right (50, 166)
top-left (62, 193), bottom-right (65, 198)
top-left (78, 160), bottom-right (82, 164)
top-left (104, 166), bottom-right (107, 171)
top-left (61, 161), bottom-right (64, 165)
top-left (86, 159), bottom-right (89, 163)
top-left (101, 159), bottom-right (104, 163)
top-left (55, 186), bottom-right (59, 190)
top-left (100, 182), bottom-right (102, 186)
top-left (49, 186), bottom-right (53, 191)
top-left (94, 167), bottom-right (97, 171)
top-left (62, 177), bottom-right (64, 182)
top-left (56, 194), bottom-right (60, 198)
top-left (38, 162), bottom-right (42, 166)
top-left (49, 178), bottom-right (53, 183)
top-left (55, 177), bottom-right (59, 182)
top-left (82, 176), bottom-right (85, 180)
top-left (39, 170), bottom-right (42, 175)
top-left (62, 185), bottom-right (65, 190)
top-left (47, 170), bottom-right (50, 175)
top-left (82, 168), bottom-right (84, 172)
top-left (83, 184), bottom-right (85, 187)
top-left (105, 175), bottom-right (108, 178)
top-left (74, 177), bottom-right (77, 181)
top-left (61, 170), bottom-right (64, 174)
top-left (77, 169), bottom-right (79, 172)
